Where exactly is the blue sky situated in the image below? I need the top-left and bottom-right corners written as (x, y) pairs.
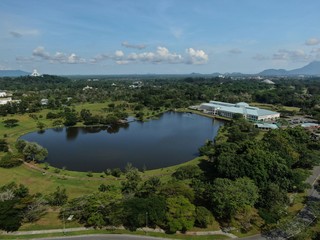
top-left (0, 0), bottom-right (320, 75)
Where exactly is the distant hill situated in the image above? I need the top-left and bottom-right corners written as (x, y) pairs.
top-left (0, 70), bottom-right (30, 77)
top-left (259, 61), bottom-right (320, 76)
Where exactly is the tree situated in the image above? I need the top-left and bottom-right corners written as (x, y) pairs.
top-left (36, 122), bottom-right (46, 132)
top-left (210, 177), bottom-right (259, 220)
top-left (98, 184), bottom-right (110, 192)
top-left (47, 186), bottom-right (68, 206)
top-left (165, 195), bottom-right (196, 233)
top-left (80, 109), bottom-right (92, 121)
top-left (121, 166), bottom-right (142, 194)
top-left (0, 199), bottom-right (23, 232)
top-left (122, 196), bottom-right (167, 230)
top-left (15, 139), bottom-right (27, 153)
top-left (22, 142), bottom-right (48, 162)
top-left (138, 176), bottom-right (162, 197)
top-left (257, 183), bottom-right (289, 223)
top-left (0, 183), bottom-right (31, 232)
top-left (22, 197), bottom-right (48, 223)
top-left (61, 191), bottom-right (122, 228)
top-left (111, 168), bottom-right (122, 177)
top-left (2, 119), bottom-right (19, 128)
top-left (64, 111), bottom-right (78, 126)
top-left (195, 206), bottom-right (214, 228)
top-left (160, 182), bottom-right (195, 202)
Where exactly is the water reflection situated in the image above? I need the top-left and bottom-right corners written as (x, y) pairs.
top-left (66, 127), bottom-right (79, 140)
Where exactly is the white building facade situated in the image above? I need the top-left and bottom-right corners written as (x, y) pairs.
top-left (199, 101), bottom-right (280, 122)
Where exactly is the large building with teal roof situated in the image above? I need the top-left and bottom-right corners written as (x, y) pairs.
top-left (199, 101), bottom-right (280, 122)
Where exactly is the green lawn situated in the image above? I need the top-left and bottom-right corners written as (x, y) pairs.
top-left (249, 102), bottom-right (300, 113)
top-left (0, 164), bottom-right (104, 197)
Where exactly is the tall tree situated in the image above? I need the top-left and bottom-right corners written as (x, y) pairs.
top-left (165, 195), bottom-right (196, 233)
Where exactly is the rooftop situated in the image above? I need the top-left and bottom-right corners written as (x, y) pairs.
top-left (205, 101), bottom-right (279, 117)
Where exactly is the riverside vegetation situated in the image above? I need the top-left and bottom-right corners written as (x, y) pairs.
top-left (0, 75), bottom-right (320, 238)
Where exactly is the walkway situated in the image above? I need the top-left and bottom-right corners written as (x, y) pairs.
top-left (2, 227), bottom-right (238, 239)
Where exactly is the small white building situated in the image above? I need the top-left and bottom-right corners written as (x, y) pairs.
top-left (262, 79), bottom-right (275, 85)
top-left (30, 69), bottom-right (41, 77)
top-left (40, 99), bottom-right (49, 105)
top-left (0, 98), bottom-right (12, 105)
top-left (0, 92), bottom-right (7, 97)
top-left (83, 85), bottom-right (93, 91)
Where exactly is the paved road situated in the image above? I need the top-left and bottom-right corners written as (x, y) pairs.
top-left (3, 227), bottom-right (236, 239)
top-left (36, 234), bottom-right (170, 240)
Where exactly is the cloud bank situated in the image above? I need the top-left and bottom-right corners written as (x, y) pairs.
top-left (305, 38), bottom-right (320, 46)
top-left (91, 46), bottom-right (208, 65)
top-left (24, 46), bottom-right (209, 66)
top-left (32, 46), bottom-right (86, 64)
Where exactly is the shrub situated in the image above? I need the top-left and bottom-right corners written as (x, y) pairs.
top-left (104, 168), bottom-right (112, 176)
top-left (172, 165), bottom-right (202, 180)
top-left (0, 153), bottom-right (22, 168)
top-left (0, 139), bottom-right (8, 152)
top-left (111, 168), bottom-right (122, 177)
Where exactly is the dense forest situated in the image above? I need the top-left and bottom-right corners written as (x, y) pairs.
top-left (0, 75), bottom-right (320, 238)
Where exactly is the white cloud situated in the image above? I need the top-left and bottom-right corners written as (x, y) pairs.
top-left (305, 38), bottom-right (320, 46)
top-left (116, 60), bottom-right (130, 65)
top-left (269, 47), bottom-right (320, 63)
top-left (33, 46), bottom-right (50, 60)
top-left (115, 47), bottom-right (208, 65)
top-left (114, 50), bottom-right (124, 58)
top-left (185, 48), bottom-right (209, 64)
top-left (122, 47), bottom-right (206, 65)
top-left (155, 47), bottom-right (183, 63)
top-left (121, 41), bottom-right (147, 50)
top-left (30, 46), bottom-right (208, 66)
top-left (272, 49), bottom-right (308, 61)
top-left (32, 46), bottom-right (86, 64)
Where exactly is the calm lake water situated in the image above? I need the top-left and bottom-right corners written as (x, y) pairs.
top-left (21, 112), bottom-right (224, 172)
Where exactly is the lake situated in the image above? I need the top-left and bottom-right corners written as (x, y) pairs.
top-left (21, 112), bottom-right (224, 172)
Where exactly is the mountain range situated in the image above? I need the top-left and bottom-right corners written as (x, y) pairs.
top-left (0, 61), bottom-right (319, 77)
top-left (0, 70), bottom-right (30, 77)
top-left (258, 61), bottom-right (320, 76)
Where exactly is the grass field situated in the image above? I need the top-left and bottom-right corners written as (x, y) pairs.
top-left (249, 102), bottom-right (301, 113)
